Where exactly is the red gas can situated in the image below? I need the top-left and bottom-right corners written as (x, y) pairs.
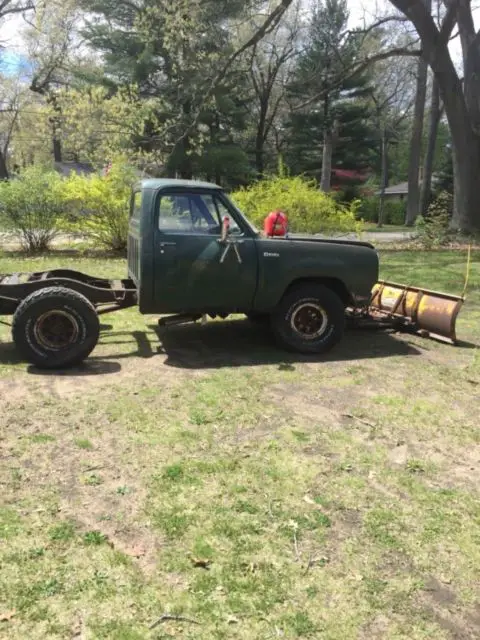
top-left (264, 210), bottom-right (288, 237)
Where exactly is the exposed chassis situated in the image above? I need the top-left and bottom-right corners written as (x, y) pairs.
top-left (0, 269), bottom-right (138, 316)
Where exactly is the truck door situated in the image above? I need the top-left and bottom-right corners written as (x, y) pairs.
top-left (153, 190), bottom-right (258, 313)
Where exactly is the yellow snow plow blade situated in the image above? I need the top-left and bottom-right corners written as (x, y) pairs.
top-left (370, 281), bottom-right (464, 344)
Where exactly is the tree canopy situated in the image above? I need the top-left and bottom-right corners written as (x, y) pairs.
top-left (0, 0), bottom-right (462, 225)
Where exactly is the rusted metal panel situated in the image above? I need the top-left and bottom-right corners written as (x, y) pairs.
top-left (369, 280), bottom-right (464, 344)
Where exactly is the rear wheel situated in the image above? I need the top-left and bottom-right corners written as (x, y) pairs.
top-left (12, 287), bottom-right (100, 369)
top-left (271, 284), bottom-right (345, 354)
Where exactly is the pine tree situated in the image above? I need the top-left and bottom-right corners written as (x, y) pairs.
top-left (285, 0), bottom-right (375, 189)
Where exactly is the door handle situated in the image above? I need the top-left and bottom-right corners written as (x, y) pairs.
top-left (159, 242), bottom-right (176, 248)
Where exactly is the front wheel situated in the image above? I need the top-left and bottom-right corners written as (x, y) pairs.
top-left (271, 284), bottom-right (345, 354)
top-left (12, 286), bottom-right (100, 369)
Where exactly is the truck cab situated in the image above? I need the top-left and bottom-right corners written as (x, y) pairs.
top-left (128, 178), bottom-right (379, 354)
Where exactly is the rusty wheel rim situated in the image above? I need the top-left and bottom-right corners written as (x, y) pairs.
top-left (291, 303), bottom-right (328, 340)
top-left (34, 310), bottom-right (79, 350)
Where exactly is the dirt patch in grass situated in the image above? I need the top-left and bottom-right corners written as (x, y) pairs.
top-left (420, 577), bottom-right (480, 640)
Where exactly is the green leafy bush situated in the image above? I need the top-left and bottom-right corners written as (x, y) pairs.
top-left (231, 175), bottom-right (361, 235)
top-left (428, 191), bottom-right (454, 219)
top-left (386, 200), bottom-right (407, 225)
top-left (415, 192), bottom-right (453, 249)
top-left (359, 197), bottom-right (406, 225)
top-left (64, 159), bottom-right (136, 251)
top-left (0, 166), bottom-right (65, 252)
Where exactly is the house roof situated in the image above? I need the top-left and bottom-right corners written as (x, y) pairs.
top-left (54, 161), bottom-right (95, 176)
top-left (376, 174), bottom-right (440, 197)
top-left (377, 182), bottom-right (409, 196)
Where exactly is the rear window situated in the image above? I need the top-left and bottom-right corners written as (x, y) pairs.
top-left (130, 191), bottom-right (142, 221)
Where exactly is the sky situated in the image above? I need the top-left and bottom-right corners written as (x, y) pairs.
top-left (0, 14), bottom-right (27, 76)
top-left (1, 0), bottom-right (480, 75)
top-left (348, 0), bottom-right (480, 65)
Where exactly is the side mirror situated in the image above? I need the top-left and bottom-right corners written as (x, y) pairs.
top-left (221, 215), bottom-right (230, 242)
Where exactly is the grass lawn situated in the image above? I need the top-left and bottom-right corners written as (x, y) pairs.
top-left (0, 249), bottom-right (479, 639)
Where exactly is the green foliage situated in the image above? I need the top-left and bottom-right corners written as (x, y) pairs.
top-left (0, 166), bottom-right (65, 252)
top-left (55, 86), bottom-right (160, 166)
top-left (49, 521), bottom-right (76, 543)
top-left (83, 530), bottom-right (108, 545)
top-left (81, 0), bottom-right (253, 180)
top-left (64, 159), bottom-right (136, 251)
top-left (415, 192), bottom-right (453, 249)
top-left (359, 197), bottom-right (406, 225)
top-left (231, 175), bottom-right (361, 235)
top-left (428, 190), bottom-right (454, 219)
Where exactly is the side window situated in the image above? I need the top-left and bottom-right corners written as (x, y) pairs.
top-left (158, 192), bottom-right (239, 235)
top-left (130, 191), bottom-right (142, 221)
top-left (158, 195), bottom-right (193, 232)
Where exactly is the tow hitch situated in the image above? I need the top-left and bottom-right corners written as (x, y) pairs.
top-left (350, 281), bottom-right (465, 344)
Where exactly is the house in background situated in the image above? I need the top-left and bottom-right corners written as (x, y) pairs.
top-left (54, 161), bottom-right (95, 177)
top-left (376, 171), bottom-right (440, 202)
top-left (376, 181), bottom-right (409, 201)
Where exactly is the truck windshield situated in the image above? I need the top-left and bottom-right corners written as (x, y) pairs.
top-left (225, 196), bottom-right (260, 236)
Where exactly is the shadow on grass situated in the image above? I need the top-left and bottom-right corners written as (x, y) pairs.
top-left (2, 319), bottom-right (474, 375)
top-left (0, 341), bottom-right (121, 376)
top-left (148, 319), bottom-right (423, 370)
top-left (27, 360), bottom-right (122, 377)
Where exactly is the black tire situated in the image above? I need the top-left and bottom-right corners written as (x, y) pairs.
top-left (12, 287), bottom-right (100, 369)
top-left (271, 284), bottom-right (345, 354)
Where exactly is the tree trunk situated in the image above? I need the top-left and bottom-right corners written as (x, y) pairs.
top-left (320, 128), bottom-right (333, 192)
top-left (255, 99), bottom-right (268, 178)
top-left (420, 76), bottom-right (441, 216)
top-left (53, 132), bottom-right (62, 163)
top-left (389, 0), bottom-right (480, 232)
top-left (405, 19), bottom-right (429, 226)
top-left (378, 128), bottom-right (389, 227)
top-left (428, 40), bottom-right (480, 231)
top-left (47, 93), bottom-right (63, 163)
top-left (450, 132), bottom-right (480, 231)
top-left (0, 149), bottom-right (9, 179)
top-left (179, 101), bottom-right (193, 180)
top-left (320, 95), bottom-right (331, 192)
top-left (255, 142), bottom-right (264, 178)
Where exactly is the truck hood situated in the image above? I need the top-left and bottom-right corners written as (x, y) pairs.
top-left (287, 234), bottom-right (375, 250)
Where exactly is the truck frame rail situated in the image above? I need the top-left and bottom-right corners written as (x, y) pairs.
top-left (0, 269), bottom-right (138, 316)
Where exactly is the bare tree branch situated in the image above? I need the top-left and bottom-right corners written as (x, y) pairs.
top-left (293, 47), bottom-right (421, 111)
top-left (440, 0), bottom-right (459, 42)
top-left (172, 0), bottom-right (295, 148)
top-left (349, 14), bottom-right (409, 38)
top-left (0, 0), bottom-right (34, 18)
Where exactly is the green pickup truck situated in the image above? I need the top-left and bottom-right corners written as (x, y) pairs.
top-left (1, 178), bottom-right (383, 369)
